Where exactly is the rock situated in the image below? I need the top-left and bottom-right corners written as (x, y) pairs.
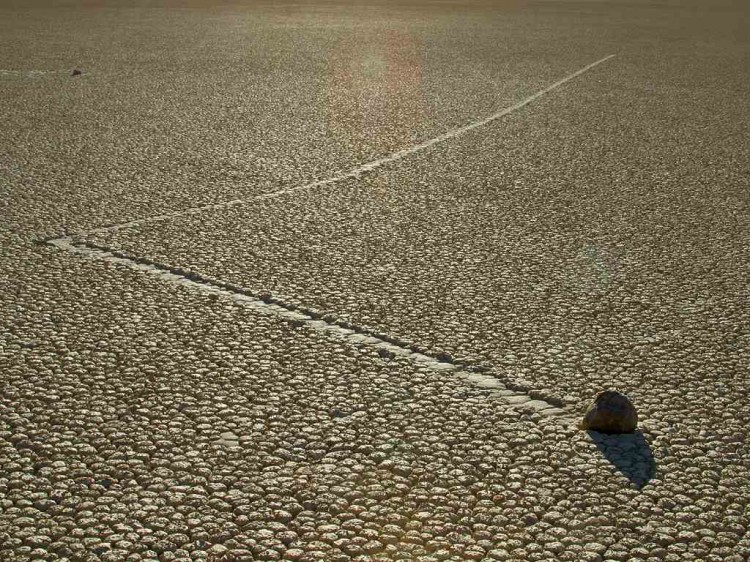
top-left (71, 68), bottom-right (83, 76)
top-left (580, 390), bottom-right (638, 433)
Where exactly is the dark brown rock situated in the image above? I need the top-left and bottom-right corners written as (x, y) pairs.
top-left (580, 390), bottom-right (638, 433)
top-left (71, 68), bottom-right (82, 76)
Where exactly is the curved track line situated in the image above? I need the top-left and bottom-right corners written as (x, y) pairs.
top-left (80, 55), bottom-right (616, 236)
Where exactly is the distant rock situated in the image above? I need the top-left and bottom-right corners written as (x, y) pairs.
top-left (71, 68), bottom-right (82, 76)
top-left (580, 390), bottom-right (638, 433)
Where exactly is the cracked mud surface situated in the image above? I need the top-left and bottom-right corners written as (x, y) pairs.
top-left (3, 0), bottom-right (750, 561)
top-left (82, 41), bottom-right (750, 425)
top-left (3, 243), bottom-right (747, 561)
top-left (2, 0), bottom-right (620, 239)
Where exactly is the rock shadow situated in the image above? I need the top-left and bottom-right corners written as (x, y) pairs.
top-left (588, 429), bottom-right (656, 488)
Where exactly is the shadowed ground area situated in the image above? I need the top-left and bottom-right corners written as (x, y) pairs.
top-left (588, 431), bottom-right (656, 489)
top-left (2, 1), bottom-right (749, 561)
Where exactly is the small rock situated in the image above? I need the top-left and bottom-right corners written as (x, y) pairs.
top-left (580, 390), bottom-right (638, 433)
top-left (71, 68), bottom-right (82, 76)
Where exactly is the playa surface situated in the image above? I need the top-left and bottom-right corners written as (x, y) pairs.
top-left (2, 1), bottom-right (749, 560)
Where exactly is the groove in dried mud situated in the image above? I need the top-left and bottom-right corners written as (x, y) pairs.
top-left (47, 236), bottom-right (573, 421)
top-left (55, 55), bottom-right (615, 238)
